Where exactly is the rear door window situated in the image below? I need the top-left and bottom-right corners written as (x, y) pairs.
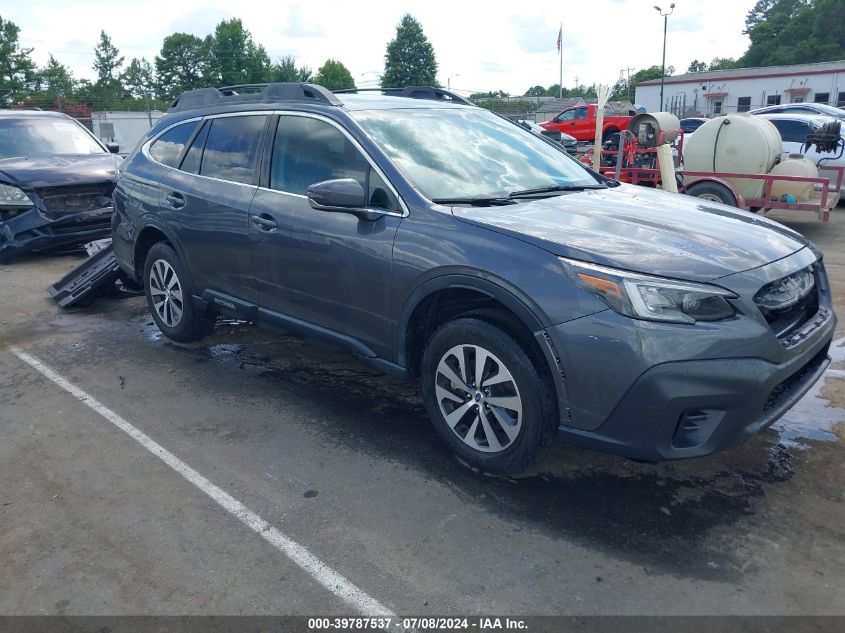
top-left (149, 121), bottom-right (199, 167)
top-left (199, 115), bottom-right (268, 185)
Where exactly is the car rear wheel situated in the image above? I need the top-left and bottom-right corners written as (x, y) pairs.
top-left (144, 242), bottom-right (215, 342)
top-left (420, 318), bottom-right (557, 475)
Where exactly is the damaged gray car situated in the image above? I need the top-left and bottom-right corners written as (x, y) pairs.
top-left (0, 110), bottom-right (120, 263)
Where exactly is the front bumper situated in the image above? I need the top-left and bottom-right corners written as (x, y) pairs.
top-left (545, 247), bottom-right (836, 461)
top-left (554, 332), bottom-right (831, 461)
top-left (0, 206), bottom-right (113, 263)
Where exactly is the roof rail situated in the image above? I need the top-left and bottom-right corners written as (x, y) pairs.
top-left (333, 86), bottom-right (474, 106)
top-left (169, 82), bottom-right (342, 112)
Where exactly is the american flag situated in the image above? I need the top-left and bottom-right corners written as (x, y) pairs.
top-left (556, 26), bottom-right (562, 53)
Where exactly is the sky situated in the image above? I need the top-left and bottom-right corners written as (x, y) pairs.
top-left (7, 0), bottom-right (757, 96)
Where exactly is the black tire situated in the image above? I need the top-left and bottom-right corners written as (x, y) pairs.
top-left (143, 242), bottom-right (215, 342)
top-left (602, 128), bottom-right (621, 146)
top-left (685, 181), bottom-right (737, 207)
top-left (420, 318), bottom-right (557, 476)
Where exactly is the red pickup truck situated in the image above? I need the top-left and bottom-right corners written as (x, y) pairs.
top-left (540, 104), bottom-right (634, 142)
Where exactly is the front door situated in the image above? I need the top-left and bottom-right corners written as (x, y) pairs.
top-left (249, 114), bottom-right (403, 359)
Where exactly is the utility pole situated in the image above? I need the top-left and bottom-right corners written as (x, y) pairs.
top-left (654, 3), bottom-right (675, 111)
top-left (621, 67), bottom-right (635, 103)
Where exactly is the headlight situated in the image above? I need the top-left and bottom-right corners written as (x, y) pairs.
top-left (560, 257), bottom-right (737, 324)
top-left (0, 183), bottom-right (34, 207)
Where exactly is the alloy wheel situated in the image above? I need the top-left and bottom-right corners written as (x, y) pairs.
top-left (434, 344), bottom-right (523, 453)
top-left (149, 259), bottom-right (184, 328)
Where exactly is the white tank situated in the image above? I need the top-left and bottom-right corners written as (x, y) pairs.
top-left (769, 154), bottom-right (819, 201)
top-left (683, 115), bottom-right (782, 201)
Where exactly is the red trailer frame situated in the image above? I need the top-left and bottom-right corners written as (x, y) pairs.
top-left (586, 129), bottom-right (843, 222)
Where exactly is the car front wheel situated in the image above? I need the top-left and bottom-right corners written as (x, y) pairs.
top-left (420, 318), bottom-right (557, 475)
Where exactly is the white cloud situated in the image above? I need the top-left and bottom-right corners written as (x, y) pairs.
top-left (9, 0), bottom-right (754, 96)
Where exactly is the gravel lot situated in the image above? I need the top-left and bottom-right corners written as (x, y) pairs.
top-left (1, 206), bottom-right (844, 617)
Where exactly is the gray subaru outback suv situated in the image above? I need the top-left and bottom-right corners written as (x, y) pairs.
top-left (112, 83), bottom-right (835, 475)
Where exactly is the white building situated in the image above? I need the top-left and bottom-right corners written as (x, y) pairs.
top-left (91, 110), bottom-right (164, 155)
top-left (635, 60), bottom-right (845, 117)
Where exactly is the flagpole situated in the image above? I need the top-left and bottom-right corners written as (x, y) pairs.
top-left (558, 23), bottom-right (563, 99)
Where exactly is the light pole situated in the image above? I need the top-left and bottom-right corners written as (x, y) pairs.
top-left (654, 3), bottom-right (675, 112)
top-left (447, 74), bottom-right (460, 90)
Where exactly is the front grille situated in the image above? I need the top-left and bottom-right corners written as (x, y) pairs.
top-left (754, 265), bottom-right (820, 342)
top-left (38, 184), bottom-right (113, 214)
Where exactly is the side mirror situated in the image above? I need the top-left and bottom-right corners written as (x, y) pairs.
top-left (106, 142), bottom-right (120, 154)
top-left (307, 178), bottom-right (386, 221)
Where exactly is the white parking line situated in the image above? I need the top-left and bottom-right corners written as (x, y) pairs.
top-left (10, 346), bottom-right (394, 616)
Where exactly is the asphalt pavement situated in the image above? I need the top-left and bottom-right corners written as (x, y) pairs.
top-left (1, 208), bottom-right (844, 618)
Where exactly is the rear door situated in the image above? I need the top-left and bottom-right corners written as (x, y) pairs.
top-left (157, 113), bottom-right (269, 306)
top-left (248, 113), bottom-right (403, 359)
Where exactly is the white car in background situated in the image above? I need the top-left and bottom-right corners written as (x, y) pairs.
top-left (750, 102), bottom-right (845, 121)
top-left (757, 113), bottom-right (845, 194)
top-left (680, 117), bottom-right (708, 137)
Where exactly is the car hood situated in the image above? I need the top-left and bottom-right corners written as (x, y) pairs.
top-left (451, 184), bottom-right (809, 282)
top-left (0, 154), bottom-right (120, 190)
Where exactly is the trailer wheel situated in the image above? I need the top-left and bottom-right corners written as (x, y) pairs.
top-left (685, 181), bottom-right (737, 207)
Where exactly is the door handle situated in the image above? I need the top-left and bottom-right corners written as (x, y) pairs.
top-left (250, 213), bottom-right (278, 231)
top-left (165, 192), bottom-right (185, 209)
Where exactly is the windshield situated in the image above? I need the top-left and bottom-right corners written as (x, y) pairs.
top-left (351, 108), bottom-right (599, 200)
top-left (0, 117), bottom-right (105, 159)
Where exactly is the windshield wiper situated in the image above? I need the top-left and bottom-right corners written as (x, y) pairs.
top-left (508, 184), bottom-right (607, 198)
top-left (431, 196), bottom-right (516, 207)
top-left (432, 184), bottom-right (605, 207)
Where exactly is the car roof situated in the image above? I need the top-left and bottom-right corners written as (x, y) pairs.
top-left (337, 93), bottom-right (472, 111)
top-left (750, 101), bottom-right (845, 114)
top-left (680, 117), bottom-right (707, 122)
top-left (755, 112), bottom-right (836, 123)
top-left (0, 109), bottom-right (73, 119)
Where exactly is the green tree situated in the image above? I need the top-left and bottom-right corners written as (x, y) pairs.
top-left (270, 55), bottom-right (312, 82)
top-left (209, 18), bottom-right (271, 85)
top-left (312, 59), bottom-right (355, 90)
top-left (629, 65), bottom-right (673, 89)
top-left (0, 15), bottom-right (36, 100)
top-left (38, 54), bottom-right (74, 96)
top-left (687, 59), bottom-right (708, 73)
top-left (156, 33), bottom-right (212, 98)
top-left (524, 85), bottom-right (546, 97)
top-left (382, 14), bottom-right (438, 88)
top-left (741, 0), bottom-right (844, 66)
top-left (92, 30), bottom-right (124, 89)
top-left (121, 57), bottom-right (154, 99)
top-left (709, 57), bottom-right (739, 70)
top-left (469, 90), bottom-right (509, 99)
